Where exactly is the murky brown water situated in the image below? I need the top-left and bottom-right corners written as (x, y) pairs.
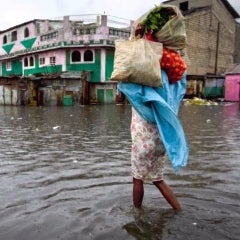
top-left (0, 103), bottom-right (239, 240)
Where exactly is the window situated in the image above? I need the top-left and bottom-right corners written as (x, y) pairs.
top-left (3, 35), bottom-right (7, 44)
top-left (29, 56), bottom-right (34, 66)
top-left (180, 1), bottom-right (189, 12)
top-left (24, 27), bottom-right (29, 38)
top-left (23, 56), bottom-right (34, 68)
top-left (72, 50), bottom-right (81, 62)
top-left (36, 22), bottom-right (40, 34)
top-left (85, 29), bottom-right (90, 34)
top-left (39, 57), bottom-right (45, 65)
top-left (6, 61), bottom-right (11, 70)
top-left (90, 28), bottom-right (96, 34)
top-left (11, 30), bottom-right (17, 41)
top-left (50, 56), bottom-right (56, 65)
top-left (24, 58), bottom-right (28, 67)
top-left (84, 50), bottom-right (93, 62)
top-left (40, 32), bottom-right (58, 41)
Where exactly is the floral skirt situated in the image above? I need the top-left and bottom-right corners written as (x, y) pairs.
top-left (131, 108), bottom-right (166, 183)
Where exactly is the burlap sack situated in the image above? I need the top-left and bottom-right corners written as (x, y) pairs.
top-left (155, 5), bottom-right (186, 50)
top-left (131, 4), bottom-right (187, 50)
top-left (110, 38), bottom-right (163, 87)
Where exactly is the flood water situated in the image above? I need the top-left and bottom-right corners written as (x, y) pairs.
top-left (0, 102), bottom-right (239, 240)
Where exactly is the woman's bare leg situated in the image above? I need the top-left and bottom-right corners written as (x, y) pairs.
top-left (153, 180), bottom-right (182, 211)
top-left (133, 177), bottom-right (144, 208)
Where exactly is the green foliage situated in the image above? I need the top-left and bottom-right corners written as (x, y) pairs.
top-left (141, 6), bottom-right (172, 33)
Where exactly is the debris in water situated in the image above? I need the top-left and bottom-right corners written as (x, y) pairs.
top-left (184, 97), bottom-right (218, 106)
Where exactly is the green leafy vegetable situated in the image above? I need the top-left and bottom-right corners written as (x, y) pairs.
top-left (141, 6), bottom-right (175, 34)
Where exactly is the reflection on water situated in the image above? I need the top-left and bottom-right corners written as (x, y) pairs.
top-left (0, 103), bottom-right (239, 240)
top-left (123, 208), bottom-right (173, 239)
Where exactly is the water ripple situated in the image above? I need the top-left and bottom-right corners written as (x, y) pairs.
top-left (0, 104), bottom-right (239, 239)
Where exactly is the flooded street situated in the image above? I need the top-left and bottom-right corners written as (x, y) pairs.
top-left (0, 103), bottom-right (239, 240)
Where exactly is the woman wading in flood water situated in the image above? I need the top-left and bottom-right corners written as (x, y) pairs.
top-left (116, 4), bottom-right (189, 211)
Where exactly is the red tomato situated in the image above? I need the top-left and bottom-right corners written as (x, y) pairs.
top-left (160, 47), bottom-right (186, 84)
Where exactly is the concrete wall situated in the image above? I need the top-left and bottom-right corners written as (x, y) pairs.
top-left (164, 0), bottom-right (237, 75)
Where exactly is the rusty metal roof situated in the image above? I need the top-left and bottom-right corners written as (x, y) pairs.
top-left (225, 64), bottom-right (240, 74)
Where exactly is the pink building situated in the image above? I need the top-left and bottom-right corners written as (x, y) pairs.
top-left (0, 15), bottom-right (132, 106)
top-left (225, 64), bottom-right (240, 101)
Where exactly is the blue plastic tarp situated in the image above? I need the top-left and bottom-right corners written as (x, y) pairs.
top-left (117, 70), bottom-right (189, 171)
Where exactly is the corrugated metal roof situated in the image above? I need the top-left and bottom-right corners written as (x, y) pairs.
top-left (225, 64), bottom-right (240, 74)
top-left (60, 71), bottom-right (82, 79)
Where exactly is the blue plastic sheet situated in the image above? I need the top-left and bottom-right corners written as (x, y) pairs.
top-left (117, 70), bottom-right (189, 171)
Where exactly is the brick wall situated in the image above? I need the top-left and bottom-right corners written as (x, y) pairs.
top-left (163, 0), bottom-right (237, 76)
top-left (185, 8), bottom-right (235, 75)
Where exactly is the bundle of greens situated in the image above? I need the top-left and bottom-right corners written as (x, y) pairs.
top-left (133, 4), bottom-right (186, 49)
top-left (140, 6), bottom-right (176, 35)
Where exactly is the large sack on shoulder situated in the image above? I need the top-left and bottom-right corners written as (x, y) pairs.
top-left (111, 38), bottom-right (163, 87)
top-left (131, 4), bottom-right (187, 50)
top-left (155, 5), bottom-right (186, 50)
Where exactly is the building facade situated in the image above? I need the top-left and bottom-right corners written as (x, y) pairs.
top-left (0, 15), bottom-right (131, 106)
top-left (163, 0), bottom-right (240, 98)
top-left (1, 1), bottom-right (240, 105)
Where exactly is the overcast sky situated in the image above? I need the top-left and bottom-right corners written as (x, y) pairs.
top-left (1, 0), bottom-right (240, 30)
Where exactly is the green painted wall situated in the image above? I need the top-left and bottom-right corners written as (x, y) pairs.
top-left (66, 49), bottom-right (101, 82)
top-left (96, 89), bottom-right (114, 104)
top-left (97, 89), bottom-right (105, 103)
top-left (23, 56), bottom-right (62, 76)
top-left (203, 87), bottom-right (224, 98)
top-left (24, 65), bottom-right (62, 76)
top-left (1, 47), bottom-right (111, 84)
top-left (2, 59), bottom-right (22, 76)
top-left (105, 49), bottom-right (114, 81)
top-left (106, 89), bottom-right (114, 103)
top-left (1, 55), bottom-right (62, 77)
